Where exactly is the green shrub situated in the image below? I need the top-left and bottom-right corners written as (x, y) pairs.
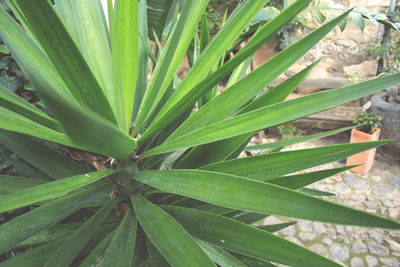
top-left (278, 123), bottom-right (297, 140)
top-left (0, 0), bottom-right (399, 266)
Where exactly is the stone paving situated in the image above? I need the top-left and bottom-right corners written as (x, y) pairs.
top-left (259, 137), bottom-right (400, 267)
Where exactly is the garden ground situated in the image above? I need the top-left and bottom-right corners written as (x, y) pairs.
top-left (257, 134), bottom-right (400, 267)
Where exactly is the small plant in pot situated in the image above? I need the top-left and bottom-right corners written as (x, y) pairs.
top-left (347, 112), bottom-right (382, 175)
top-left (354, 111), bottom-right (381, 134)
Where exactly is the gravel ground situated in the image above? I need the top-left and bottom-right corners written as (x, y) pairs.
top-left (255, 134), bottom-right (400, 267)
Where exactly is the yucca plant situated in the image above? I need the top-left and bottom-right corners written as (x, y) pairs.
top-left (0, 0), bottom-right (399, 266)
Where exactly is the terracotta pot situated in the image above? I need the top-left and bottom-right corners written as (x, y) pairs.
top-left (346, 128), bottom-right (381, 175)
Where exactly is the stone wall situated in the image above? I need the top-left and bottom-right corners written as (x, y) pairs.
top-left (252, 0), bottom-right (391, 129)
top-left (254, 0), bottom-right (389, 91)
top-left (176, 1), bottom-right (391, 128)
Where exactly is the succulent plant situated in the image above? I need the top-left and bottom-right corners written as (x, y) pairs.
top-left (354, 111), bottom-right (381, 133)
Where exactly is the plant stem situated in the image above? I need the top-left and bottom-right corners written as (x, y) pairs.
top-left (377, 0), bottom-right (397, 75)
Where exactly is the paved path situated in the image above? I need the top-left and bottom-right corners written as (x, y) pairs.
top-left (259, 137), bottom-right (400, 267)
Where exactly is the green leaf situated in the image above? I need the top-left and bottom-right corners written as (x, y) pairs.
top-left (299, 188), bottom-right (335, 197)
top-left (107, 0), bottom-right (122, 126)
top-left (246, 126), bottom-right (354, 152)
top-left (45, 198), bottom-right (119, 267)
top-left (242, 62), bottom-right (321, 113)
top-left (145, 83), bottom-right (182, 137)
top-left (267, 166), bottom-right (354, 189)
top-left (70, 0), bottom-right (117, 124)
top-left (79, 222), bottom-right (119, 256)
top-left (173, 197), bottom-right (232, 215)
top-left (43, 101), bottom-right (136, 159)
top-left (16, 223), bottom-right (81, 248)
top-left (0, 6), bottom-right (136, 159)
top-left (138, 0), bottom-right (313, 144)
top-left (251, 7), bottom-right (281, 23)
top-left (169, 9), bottom-right (345, 140)
top-left (0, 94), bottom-right (135, 160)
top-left (192, 166), bottom-right (348, 219)
top-left (231, 253), bottom-right (276, 267)
top-left (19, 223), bottom-right (117, 254)
top-left (131, 194), bottom-right (216, 267)
top-left (230, 212), bottom-right (269, 225)
top-left (138, 0), bottom-right (272, 139)
top-left (79, 229), bottom-right (115, 267)
top-left (199, 14), bottom-right (210, 54)
top-left (0, 175), bottom-right (46, 195)
top-left (0, 44), bottom-right (9, 54)
top-left (163, 206), bottom-right (340, 267)
top-left (0, 150), bottom-right (51, 181)
top-left (0, 184), bottom-right (112, 254)
top-left (258, 222), bottom-right (297, 233)
top-left (55, 0), bottom-right (81, 46)
top-left (161, 166), bottom-right (355, 221)
top-left (0, 84), bottom-right (61, 131)
top-left (201, 141), bottom-right (387, 180)
top-left (142, 73), bottom-right (400, 158)
top-left (132, 0), bottom-right (149, 122)
top-left (12, 0), bottom-right (117, 123)
top-left (176, 60), bottom-right (320, 168)
top-left (0, 169), bottom-right (114, 213)
top-left (352, 13), bottom-right (364, 31)
top-left (339, 16), bottom-right (347, 31)
top-left (197, 14), bottom-right (211, 108)
top-left (0, 70), bottom-right (21, 91)
top-left (101, 208), bottom-right (137, 267)
top-left (139, 32), bottom-right (158, 66)
top-left (135, 169), bottom-right (400, 228)
top-left (0, 130), bottom-right (88, 179)
top-left (225, 56), bottom-right (252, 89)
top-left (196, 239), bottom-right (246, 267)
top-left (131, 230), bottom-right (149, 267)
top-left (159, 0), bottom-right (272, 119)
top-left (5, 1), bottom-right (40, 41)
top-left (0, 5), bottom-right (74, 101)
top-left (115, 0), bottom-right (138, 130)
top-left (229, 165), bottom-right (350, 223)
top-left (133, 0), bottom-right (209, 135)
top-left (147, 0), bottom-right (176, 40)
top-left (0, 239), bottom-right (65, 267)
top-left (314, 10), bottom-right (327, 24)
top-left (0, 106), bottom-right (82, 149)
top-left (146, 236), bottom-right (171, 267)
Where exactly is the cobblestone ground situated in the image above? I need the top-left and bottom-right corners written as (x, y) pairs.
top-left (259, 137), bottom-right (400, 267)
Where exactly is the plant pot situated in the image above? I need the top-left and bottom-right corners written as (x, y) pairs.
top-left (370, 94), bottom-right (400, 161)
top-left (346, 128), bottom-right (381, 175)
